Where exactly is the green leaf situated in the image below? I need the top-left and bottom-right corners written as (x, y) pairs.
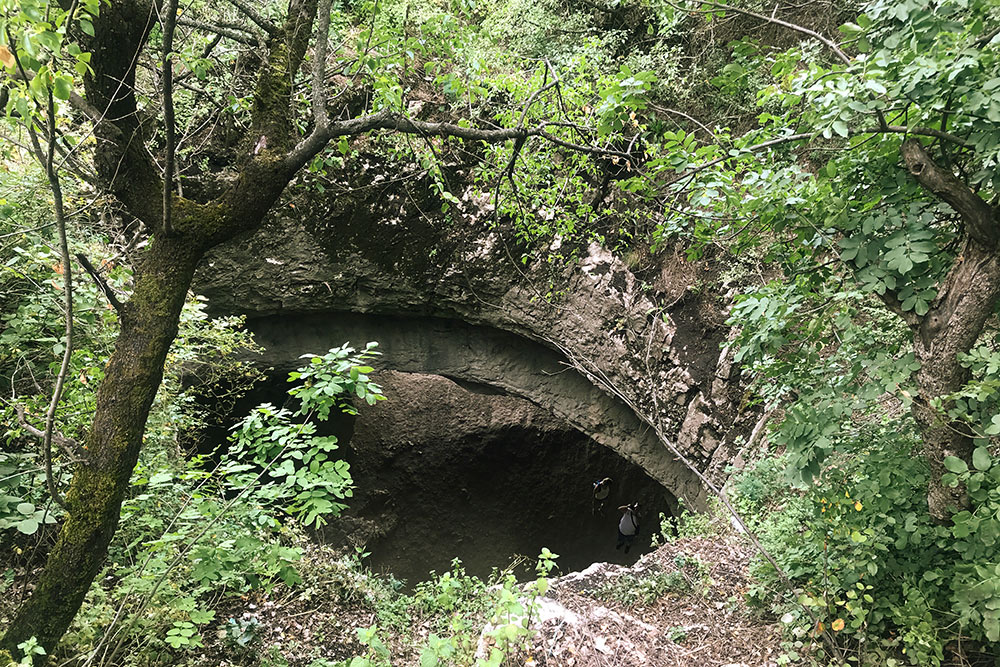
top-left (419, 648), bottom-right (440, 667)
top-left (943, 456), bottom-right (968, 474)
top-left (189, 608), bottom-right (215, 624)
top-left (15, 517), bottom-right (39, 534)
top-left (148, 471), bottom-right (172, 486)
top-left (973, 446), bottom-right (992, 471)
top-left (866, 80), bottom-right (887, 95)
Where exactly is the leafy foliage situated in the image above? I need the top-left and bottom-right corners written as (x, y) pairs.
top-left (0, 0), bottom-right (99, 116)
top-left (221, 343), bottom-right (384, 529)
top-left (733, 429), bottom-right (1000, 662)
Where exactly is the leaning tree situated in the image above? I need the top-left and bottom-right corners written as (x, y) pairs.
top-left (0, 0), bottom-right (645, 653)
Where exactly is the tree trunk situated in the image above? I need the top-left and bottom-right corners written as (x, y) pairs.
top-left (1, 237), bottom-right (203, 653)
top-left (910, 240), bottom-right (1000, 521)
top-left (897, 140), bottom-right (1000, 521)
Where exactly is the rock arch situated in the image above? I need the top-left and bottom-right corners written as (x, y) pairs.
top-left (247, 311), bottom-right (703, 504)
top-left (197, 169), bottom-right (753, 507)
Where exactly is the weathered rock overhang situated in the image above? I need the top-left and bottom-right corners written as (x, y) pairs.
top-left (196, 170), bottom-right (751, 507)
top-left (246, 311), bottom-right (704, 504)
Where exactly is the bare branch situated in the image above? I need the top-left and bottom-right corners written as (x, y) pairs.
top-left (287, 108), bottom-right (519, 171)
top-left (517, 67), bottom-right (557, 128)
top-left (975, 24), bottom-right (1000, 47)
top-left (9, 33), bottom-right (72, 509)
top-left (659, 123), bottom-right (971, 196)
top-left (881, 124), bottom-right (970, 148)
top-left (223, 0), bottom-right (279, 35)
top-left (670, 0), bottom-right (851, 66)
top-left (39, 88), bottom-right (72, 510)
top-left (311, 0), bottom-right (334, 130)
top-left (652, 103), bottom-right (717, 138)
top-left (666, 1), bottom-right (907, 132)
top-left (176, 16), bottom-right (259, 45)
top-left (161, 0), bottom-right (179, 237)
top-left (535, 128), bottom-right (632, 158)
top-left (16, 404), bottom-right (85, 462)
top-left (75, 253), bottom-right (125, 313)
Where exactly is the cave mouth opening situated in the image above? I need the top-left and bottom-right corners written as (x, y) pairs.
top-left (317, 371), bottom-right (677, 587)
top-left (201, 368), bottom-right (676, 587)
top-left (346, 422), bottom-right (677, 588)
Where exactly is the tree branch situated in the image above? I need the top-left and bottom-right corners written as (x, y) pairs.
top-left (40, 87), bottom-right (72, 511)
top-left (246, 0), bottom-right (319, 158)
top-left (881, 124), bottom-right (970, 148)
top-left (657, 124), bottom-right (970, 197)
top-left (75, 253), bottom-right (125, 313)
top-left (223, 0), bottom-right (279, 36)
top-left (9, 32), bottom-right (73, 510)
top-left (286, 109), bottom-right (643, 175)
top-left (672, 0), bottom-right (851, 66)
top-left (16, 404), bottom-right (85, 462)
top-left (975, 24), bottom-right (1000, 47)
top-left (901, 138), bottom-right (998, 247)
top-left (161, 0), bottom-right (179, 237)
top-left (517, 69), bottom-right (557, 128)
top-left (310, 0), bottom-right (333, 130)
top-left (878, 288), bottom-right (921, 329)
top-left (81, 0), bottom-right (164, 227)
top-left (176, 16), bottom-right (260, 46)
top-left (535, 127), bottom-right (632, 158)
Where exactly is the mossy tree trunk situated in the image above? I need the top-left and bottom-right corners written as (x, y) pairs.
top-left (0, 0), bottom-right (545, 655)
top-left (895, 139), bottom-right (1000, 521)
top-left (0, 0), bottom-right (318, 655)
top-left (1, 239), bottom-right (202, 650)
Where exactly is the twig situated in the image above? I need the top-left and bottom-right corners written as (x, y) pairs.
top-left (667, 0), bottom-right (850, 65)
top-left (15, 405), bottom-right (85, 462)
top-left (975, 24), bottom-right (1000, 47)
top-left (75, 252), bottom-right (124, 313)
top-left (10, 35), bottom-right (71, 509)
top-left (517, 66), bottom-right (557, 128)
top-left (651, 104), bottom-right (717, 139)
top-left (722, 408), bottom-right (775, 493)
top-left (39, 88), bottom-right (72, 509)
top-left (176, 16), bottom-right (259, 45)
top-left (223, 0), bottom-right (278, 36)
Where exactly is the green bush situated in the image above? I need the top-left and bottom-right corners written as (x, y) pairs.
top-left (732, 425), bottom-right (1000, 664)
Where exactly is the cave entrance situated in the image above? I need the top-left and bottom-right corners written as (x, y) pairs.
top-left (198, 367), bottom-right (675, 586)
top-left (323, 371), bottom-right (676, 586)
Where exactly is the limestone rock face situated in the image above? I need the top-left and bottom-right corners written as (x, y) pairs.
top-left (196, 170), bottom-right (752, 505)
